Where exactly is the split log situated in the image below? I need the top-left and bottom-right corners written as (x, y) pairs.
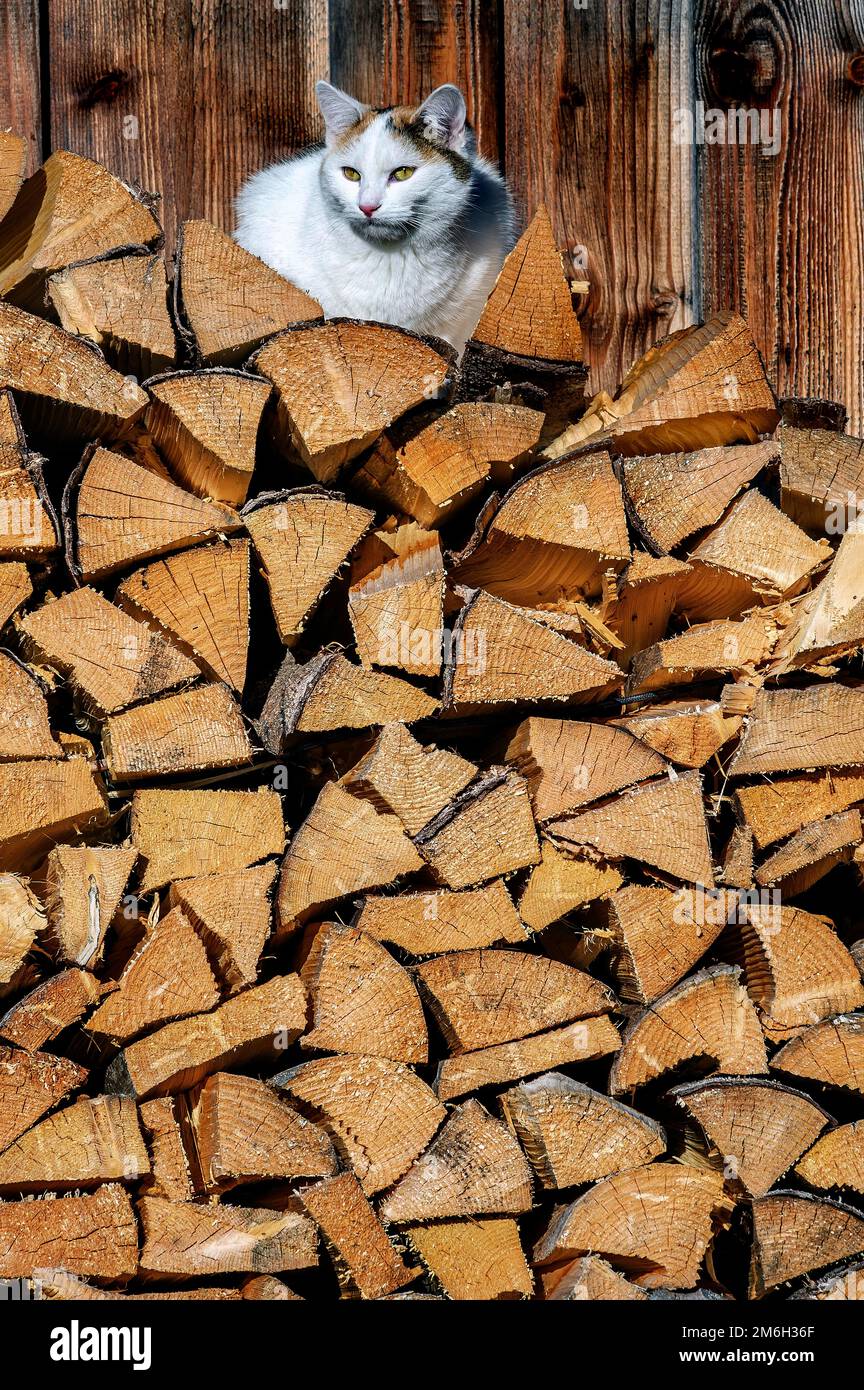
top-left (609, 964), bottom-right (768, 1094)
top-left (0, 1095), bottom-right (149, 1192)
top-left (176, 218), bottom-right (322, 365)
top-left (106, 972), bottom-right (306, 1099)
top-left (258, 650), bottom-right (437, 749)
top-left (0, 1184), bottom-right (138, 1282)
top-left (406, 1218), bottom-right (533, 1301)
top-left (626, 613), bottom-right (779, 694)
top-left (549, 771), bottom-right (714, 886)
top-left (0, 755), bottom-right (109, 872)
top-left (450, 452), bottom-right (631, 607)
top-left (355, 880), bottom-right (527, 954)
top-left (299, 925), bottom-right (427, 1063)
top-left (85, 906), bottom-right (219, 1043)
top-left (0, 131), bottom-right (27, 222)
top-left (754, 810), bottom-right (862, 894)
top-left (379, 1098), bottom-right (533, 1224)
top-left (671, 561), bottom-right (762, 623)
top-left (251, 321), bottom-right (453, 483)
top-left (115, 538), bottom-right (251, 691)
top-left (770, 520), bottom-right (864, 673)
top-left (17, 586), bottom-right (199, 714)
top-left (470, 205), bottom-right (583, 362)
top-left (167, 862), bottom-right (276, 992)
top-left (241, 1276), bottom-right (302, 1301)
top-left (518, 840), bottom-right (623, 932)
top-left (730, 683), bottom-right (864, 775)
top-left (348, 533), bottom-right (445, 675)
top-left (795, 1120), bottom-right (864, 1193)
top-left (0, 150), bottom-right (160, 306)
top-left (750, 1191), bottom-right (864, 1297)
top-left (672, 1077), bottom-right (831, 1197)
top-left (434, 1016), bottom-right (621, 1102)
top-left (138, 1097), bottom-right (194, 1201)
top-left (0, 656), bottom-right (61, 759)
top-left (719, 824), bottom-right (755, 888)
top-left (506, 716), bottom-right (667, 822)
top-left (606, 884), bottom-right (735, 1004)
top-left (543, 313), bottom-right (778, 461)
top-left (138, 1195), bottom-right (318, 1278)
top-left (67, 445), bottom-right (240, 581)
top-left (414, 947), bottom-right (614, 1054)
top-left (462, 206), bottom-right (586, 411)
top-left (0, 873), bottom-right (45, 984)
top-left (414, 768), bottom-right (540, 889)
top-left (0, 966), bottom-right (101, 1050)
top-left (500, 1074), bottom-right (665, 1187)
top-left (276, 1054), bottom-right (444, 1195)
top-left (130, 787), bottom-right (284, 891)
top-left (0, 301), bottom-right (147, 440)
top-left (0, 561), bottom-right (32, 628)
top-left (341, 722), bottom-right (475, 835)
top-left (0, 391), bottom-right (59, 559)
top-left (687, 488), bottom-right (829, 603)
top-left (145, 369), bottom-right (271, 506)
top-left (354, 401), bottom-right (543, 526)
top-left (543, 1256), bottom-right (649, 1301)
top-left (192, 1073), bottom-right (335, 1191)
top-left (613, 699), bottom-right (741, 769)
top-left (779, 422), bottom-right (864, 532)
top-left (620, 443), bottom-right (775, 555)
top-left (276, 784), bottom-right (424, 931)
top-left (242, 489), bottom-right (372, 646)
top-left (48, 252), bottom-right (176, 378)
top-left (771, 1015), bottom-right (864, 1095)
top-left (533, 1164), bottom-right (733, 1290)
top-left (735, 769), bottom-right (864, 850)
top-left (33, 845), bottom-right (136, 971)
top-left (300, 1171), bottom-right (418, 1299)
top-left (0, 1048), bottom-right (87, 1155)
top-left (102, 682), bottom-right (253, 782)
top-left (602, 553), bottom-right (693, 662)
top-left (447, 589), bottom-right (622, 705)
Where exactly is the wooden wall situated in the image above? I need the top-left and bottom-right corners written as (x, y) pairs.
top-left (2, 0), bottom-right (863, 428)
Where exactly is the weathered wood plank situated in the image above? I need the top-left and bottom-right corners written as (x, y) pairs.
top-left (502, 0), bottom-right (698, 393)
top-left (0, 1), bottom-right (42, 172)
top-left (328, 0), bottom-right (384, 104)
top-left (695, 0), bottom-right (864, 432)
top-left (48, 0), bottom-right (329, 254)
top-left (381, 1), bottom-right (500, 158)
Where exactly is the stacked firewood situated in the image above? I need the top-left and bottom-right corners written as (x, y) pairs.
top-left (0, 138), bottom-right (863, 1302)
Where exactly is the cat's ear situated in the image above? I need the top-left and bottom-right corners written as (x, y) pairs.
top-left (316, 80), bottom-right (366, 143)
top-left (415, 85), bottom-right (467, 152)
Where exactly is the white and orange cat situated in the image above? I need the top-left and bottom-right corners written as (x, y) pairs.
top-left (234, 81), bottom-right (515, 354)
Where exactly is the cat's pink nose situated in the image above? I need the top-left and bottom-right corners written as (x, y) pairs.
top-left (359, 202), bottom-right (380, 218)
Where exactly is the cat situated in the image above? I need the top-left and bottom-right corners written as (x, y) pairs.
top-left (234, 80), bottom-right (515, 355)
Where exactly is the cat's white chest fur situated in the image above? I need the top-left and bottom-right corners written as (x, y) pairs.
top-left (235, 84), bottom-right (514, 355)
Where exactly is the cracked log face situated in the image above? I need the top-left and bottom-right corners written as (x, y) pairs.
top-left (176, 219), bottom-right (322, 366)
top-left (48, 252), bottom-right (177, 380)
top-left (2, 136), bottom-right (864, 1303)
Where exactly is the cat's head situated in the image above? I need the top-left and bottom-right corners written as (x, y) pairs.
top-left (315, 80), bottom-right (475, 243)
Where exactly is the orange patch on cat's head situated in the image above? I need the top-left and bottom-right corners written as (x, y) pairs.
top-left (330, 109), bottom-right (380, 150)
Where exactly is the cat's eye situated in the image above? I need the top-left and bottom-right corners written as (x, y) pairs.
top-left (341, 166), bottom-right (361, 182)
top-left (390, 166), bottom-right (416, 182)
